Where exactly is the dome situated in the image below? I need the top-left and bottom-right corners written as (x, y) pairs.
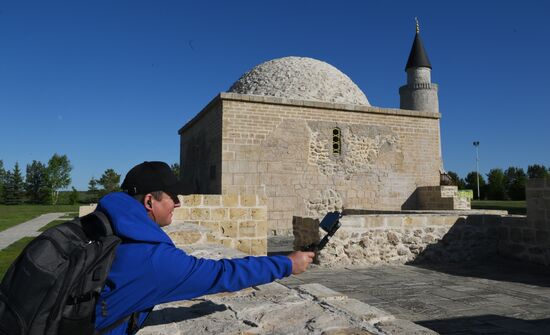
top-left (228, 56), bottom-right (370, 106)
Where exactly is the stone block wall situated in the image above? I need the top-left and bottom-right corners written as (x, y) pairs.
top-left (294, 213), bottom-right (499, 267)
top-left (212, 93), bottom-right (442, 235)
top-left (78, 194), bottom-right (268, 256)
top-left (171, 194), bottom-right (268, 255)
top-left (417, 186), bottom-right (471, 210)
top-left (178, 98), bottom-right (223, 194)
top-left (294, 179), bottom-right (550, 267)
top-left (498, 178), bottom-right (550, 265)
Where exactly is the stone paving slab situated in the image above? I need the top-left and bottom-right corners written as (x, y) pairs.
top-left (0, 212), bottom-right (66, 250)
top-left (278, 259), bottom-right (550, 334)
top-left (139, 244), bottom-right (437, 335)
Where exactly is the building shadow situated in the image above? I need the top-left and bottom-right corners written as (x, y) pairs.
top-left (144, 300), bottom-right (227, 326)
top-left (406, 216), bottom-right (550, 288)
top-left (401, 188), bottom-right (419, 210)
top-left (416, 315), bottom-right (550, 335)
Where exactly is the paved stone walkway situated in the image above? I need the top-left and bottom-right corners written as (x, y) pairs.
top-left (0, 213), bottom-right (66, 250)
top-left (278, 258), bottom-right (550, 334)
top-left (142, 244), bottom-right (437, 335)
top-left (268, 236), bottom-right (550, 334)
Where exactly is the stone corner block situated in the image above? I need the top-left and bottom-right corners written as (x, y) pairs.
top-left (222, 194), bottom-right (239, 207)
top-left (182, 194), bottom-right (203, 207)
top-left (254, 281), bottom-right (290, 293)
top-left (79, 204), bottom-right (97, 217)
top-left (326, 298), bottom-right (395, 325)
top-left (202, 194), bottom-right (221, 206)
top-left (240, 194), bottom-right (258, 207)
top-left (296, 283), bottom-right (347, 300)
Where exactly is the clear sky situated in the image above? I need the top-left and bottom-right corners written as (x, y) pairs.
top-left (1, 1), bottom-right (549, 190)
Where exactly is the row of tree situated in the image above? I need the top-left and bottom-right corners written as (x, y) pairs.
top-left (0, 154), bottom-right (72, 205)
top-left (0, 156), bottom-right (129, 205)
top-left (85, 163), bottom-right (180, 202)
top-left (87, 169), bottom-right (121, 203)
top-left (448, 164), bottom-right (549, 200)
top-left (1, 157), bottom-right (180, 206)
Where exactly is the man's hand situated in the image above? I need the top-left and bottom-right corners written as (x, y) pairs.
top-left (287, 251), bottom-right (315, 275)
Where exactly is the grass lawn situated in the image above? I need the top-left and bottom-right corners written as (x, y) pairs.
top-left (0, 237), bottom-right (34, 280)
top-left (38, 218), bottom-right (74, 232)
top-left (0, 204), bottom-right (79, 232)
top-left (471, 200), bottom-right (526, 215)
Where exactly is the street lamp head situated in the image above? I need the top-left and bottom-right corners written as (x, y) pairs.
top-left (473, 141), bottom-right (480, 146)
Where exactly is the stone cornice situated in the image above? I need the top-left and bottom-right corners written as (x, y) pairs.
top-left (179, 92), bottom-right (441, 134)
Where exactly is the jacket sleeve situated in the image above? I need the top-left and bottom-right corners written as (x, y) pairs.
top-left (149, 244), bottom-right (292, 305)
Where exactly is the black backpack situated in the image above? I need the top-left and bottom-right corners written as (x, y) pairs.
top-left (0, 211), bottom-right (121, 335)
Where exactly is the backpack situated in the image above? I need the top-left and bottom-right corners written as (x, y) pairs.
top-left (0, 211), bottom-right (121, 335)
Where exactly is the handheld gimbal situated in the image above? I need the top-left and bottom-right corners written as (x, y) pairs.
top-left (303, 211), bottom-right (342, 252)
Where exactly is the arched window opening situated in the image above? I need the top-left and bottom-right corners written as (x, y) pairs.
top-left (332, 128), bottom-right (341, 155)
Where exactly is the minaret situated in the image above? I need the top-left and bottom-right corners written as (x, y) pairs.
top-left (399, 18), bottom-right (439, 113)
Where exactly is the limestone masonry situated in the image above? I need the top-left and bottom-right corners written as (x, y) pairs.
top-left (293, 178), bottom-right (550, 267)
top-left (179, 92), bottom-right (448, 235)
top-left (179, 41), bottom-right (454, 235)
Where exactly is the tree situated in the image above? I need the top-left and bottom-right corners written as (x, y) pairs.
top-left (171, 163), bottom-right (180, 180)
top-left (465, 171), bottom-right (486, 200)
top-left (68, 187), bottom-right (79, 205)
top-left (486, 168), bottom-right (507, 200)
top-left (4, 163), bottom-right (25, 205)
top-left (527, 164), bottom-right (549, 179)
top-left (47, 154), bottom-right (72, 205)
top-left (504, 167), bottom-right (527, 200)
top-left (447, 171), bottom-right (466, 189)
top-left (88, 177), bottom-right (99, 203)
top-left (25, 160), bottom-right (51, 204)
top-left (98, 169), bottom-right (121, 195)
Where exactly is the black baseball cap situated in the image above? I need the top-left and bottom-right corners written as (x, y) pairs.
top-left (121, 161), bottom-right (184, 204)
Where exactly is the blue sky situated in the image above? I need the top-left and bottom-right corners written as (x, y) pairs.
top-left (1, 1), bottom-right (549, 190)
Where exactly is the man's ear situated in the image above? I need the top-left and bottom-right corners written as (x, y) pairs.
top-left (144, 194), bottom-right (154, 211)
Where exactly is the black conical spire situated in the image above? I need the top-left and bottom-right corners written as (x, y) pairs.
top-left (405, 19), bottom-right (432, 70)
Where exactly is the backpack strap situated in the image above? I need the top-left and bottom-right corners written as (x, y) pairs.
top-left (126, 312), bottom-right (140, 335)
top-left (91, 210), bottom-right (114, 236)
top-left (80, 210), bottom-right (115, 240)
top-left (94, 312), bottom-right (138, 335)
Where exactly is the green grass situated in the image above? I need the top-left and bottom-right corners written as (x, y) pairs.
top-left (471, 200), bottom-right (526, 215)
top-left (38, 219), bottom-right (72, 232)
top-left (0, 204), bottom-right (79, 232)
top-left (0, 237), bottom-right (34, 280)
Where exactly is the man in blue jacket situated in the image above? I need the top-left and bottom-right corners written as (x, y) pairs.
top-left (94, 161), bottom-right (314, 334)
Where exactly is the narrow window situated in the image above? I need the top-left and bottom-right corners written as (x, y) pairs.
top-left (332, 128), bottom-right (341, 155)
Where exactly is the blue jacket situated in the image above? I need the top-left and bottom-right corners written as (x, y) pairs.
top-left (94, 192), bottom-right (292, 334)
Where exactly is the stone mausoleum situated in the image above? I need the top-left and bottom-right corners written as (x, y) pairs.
top-left (179, 30), bottom-right (466, 236)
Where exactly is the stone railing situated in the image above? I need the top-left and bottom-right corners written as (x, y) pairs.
top-left (498, 178), bottom-right (550, 265)
top-left (78, 194), bottom-right (268, 256)
top-left (417, 185), bottom-right (471, 210)
top-left (293, 212), bottom-right (502, 267)
top-left (294, 178), bottom-right (550, 267)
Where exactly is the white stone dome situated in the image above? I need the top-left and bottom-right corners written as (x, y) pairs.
top-left (228, 56), bottom-right (370, 106)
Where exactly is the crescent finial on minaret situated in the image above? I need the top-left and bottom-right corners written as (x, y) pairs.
top-left (415, 17), bottom-right (420, 34)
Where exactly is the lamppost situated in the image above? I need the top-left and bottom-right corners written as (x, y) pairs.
top-left (473, 141), bottom-right (480, 199)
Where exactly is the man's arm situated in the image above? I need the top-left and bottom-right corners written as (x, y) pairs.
top-left (149, 246), bottom-right (314, 307)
